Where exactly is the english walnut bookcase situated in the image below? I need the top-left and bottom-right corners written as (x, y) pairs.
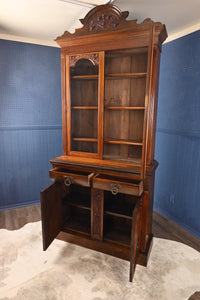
top-left (41, 4), bottom-right (167, 281)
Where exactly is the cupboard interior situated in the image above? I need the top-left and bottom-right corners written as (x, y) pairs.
top-left (61, 184), bottom-right (138, 247)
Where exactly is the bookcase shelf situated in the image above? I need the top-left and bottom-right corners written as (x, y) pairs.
top-left (105, 72), bottom-right (147, 79)
top-left (72, 106), bottom-right (98, 110)
top-left (71, 74), bottom-right (98, 79)
top-left (105, 107), bottom-right (145, 110)
top-left (72, 137), bottom-right (98, 142)
top-left (104, 138), bottom-right (143, 146)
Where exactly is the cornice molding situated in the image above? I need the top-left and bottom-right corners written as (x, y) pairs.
top-left (164, 22), bottom-right (200, 43)
top-left (0, 33), bottom-right (59, 48)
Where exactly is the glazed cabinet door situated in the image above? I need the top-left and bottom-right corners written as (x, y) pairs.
top-left (66, 52), bottom-right (104, 159)
top-left (41, 182), bottom-right (65, 250)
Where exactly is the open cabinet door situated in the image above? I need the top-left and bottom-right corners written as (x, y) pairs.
top-left (41, 182), bottom-right (64, 251)
top-left (129, 199), bottom-right (142, 282)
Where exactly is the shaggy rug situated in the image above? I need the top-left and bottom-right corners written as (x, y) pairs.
top-left (0, 221), bottom-right (200, 300)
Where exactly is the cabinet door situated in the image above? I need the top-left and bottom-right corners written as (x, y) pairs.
top-left (41, 182), bottom-right (65, 250)
top-left (129, 200), bottom-right (141, 282)
top-left (66, 52), bottom-right (104, 159)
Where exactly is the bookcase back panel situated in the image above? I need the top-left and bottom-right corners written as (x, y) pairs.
top-left (71, 110), bottom-right (98, 139)
top-left (130, 51), bottom-right (148, 73)
top-left (105, 78), bottom-right (146, 107)
top-left (71, 141), bottom-right (98, 153)
top-left (104, 78), bottom-right (131, 107)
top-left (103, 144), bottom-right (142, 163)
top-left (105, 48), bottom-right (148, 74)
top-left (105, 54), bottom-right (131, 74)
top-left (130, 78), bottom-right (146, 107)
top-left (104, 110), bottom-right (144, 141)
top-left (71, 79), bottom-right (98, 107)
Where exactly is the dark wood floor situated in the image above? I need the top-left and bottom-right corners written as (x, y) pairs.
top-left (0, 204), bottom-right (200, 252)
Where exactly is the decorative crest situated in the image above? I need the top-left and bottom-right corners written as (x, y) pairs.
top-left (80, 4), bottom-right (129, 32)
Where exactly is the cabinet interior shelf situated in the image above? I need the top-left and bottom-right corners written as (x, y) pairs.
top-left (72, 106), bottom-right (98, 110)
top-left (104, 138), bottom-right (143, 146)
top-left (66, 197), bottom-right (91, 211)
top-left (104, 210), bottom-right (132, 220)
top-left (71, 73), bottom-right (146, 80)
top-left (63, 214), bottom-right (91, 236)
top-left (71, 74), bottom-right (98, 79)
top-left (105, 73), bottom-right (147, 79)
top-left (105, 106), bottom-right (145, 110)
top-left (72, 137), bottom-right (98, 142)
top-left (72, 106), bottom-right (145, 110)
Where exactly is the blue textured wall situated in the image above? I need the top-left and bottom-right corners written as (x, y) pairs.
top-left (154, 30), bottom-right (200, 238)
top-left (0, 39), bottom-right (62, 209)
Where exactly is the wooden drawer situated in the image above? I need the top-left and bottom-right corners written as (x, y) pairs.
top-left (49, 167), bottom-right (94, 187)
top-left (93, 174), bottom-right (143, 196)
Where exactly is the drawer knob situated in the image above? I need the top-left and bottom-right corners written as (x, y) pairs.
top-left (64, 176), bottom-right (72, 187)
top-left (110, 184), bottom-right (120, 195)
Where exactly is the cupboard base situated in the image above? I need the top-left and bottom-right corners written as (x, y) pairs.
top-left (56, 230), bottom-right (153, 267)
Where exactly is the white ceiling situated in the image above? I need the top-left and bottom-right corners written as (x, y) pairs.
top-left (0, 0), bottom-right (200, 47)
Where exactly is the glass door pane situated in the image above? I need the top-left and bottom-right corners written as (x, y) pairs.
top-left (69, 56), bottom-right (99, 155)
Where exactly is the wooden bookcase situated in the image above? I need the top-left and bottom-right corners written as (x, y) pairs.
top-left (41, 4), bottom-right (167, 281)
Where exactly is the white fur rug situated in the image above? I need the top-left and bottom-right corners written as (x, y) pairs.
top-left (0, 221), bottom-right (200, 300)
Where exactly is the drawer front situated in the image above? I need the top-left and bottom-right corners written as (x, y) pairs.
top-left (93, 175), bottom-right (143, 196)
top-left (49, 168), bottom-right (94, 187)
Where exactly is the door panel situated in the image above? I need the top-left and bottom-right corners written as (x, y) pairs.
top-left (129, 200), bottom-right (141, 282)
top-left (41, 182), bottom-right (65, 250)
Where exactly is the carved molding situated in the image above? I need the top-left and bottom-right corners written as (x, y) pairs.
top-left (69, 53), bottom-right (99, 66)
top-left (88, 13), bottom-right (120, 31)
top-left (92, 188), bottom-right (104, 240)
top-left (80, 5), bottom-right (129, 32)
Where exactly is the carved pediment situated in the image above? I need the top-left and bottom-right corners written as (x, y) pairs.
top-left (80, 4), bottom-right (129, 32)
top-left (56, 4), bottom-right (131, 40)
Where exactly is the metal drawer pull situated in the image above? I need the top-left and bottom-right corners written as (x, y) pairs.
top-left (110, 183), bottom-right (120, 195)
top-left (64, 176), bottom-right (72, 187)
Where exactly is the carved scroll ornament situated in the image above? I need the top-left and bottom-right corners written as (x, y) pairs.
top-left (69, 53), bottom-right (99, 66)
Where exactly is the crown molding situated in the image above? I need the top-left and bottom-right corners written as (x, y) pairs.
top-left (164, 22), bottom-right (200, 43)
top-left (0, 33), bottom-right (59, 48)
